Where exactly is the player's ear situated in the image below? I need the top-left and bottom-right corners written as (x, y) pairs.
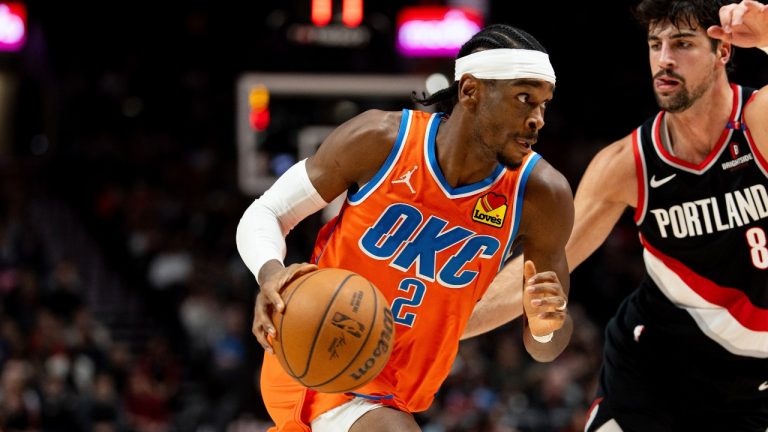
top-left (458, 74), bottom-right (480, 110)
top-left (716, 40), bottom-right (731, 66)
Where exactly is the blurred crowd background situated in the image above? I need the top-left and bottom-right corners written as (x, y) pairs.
top-left (0, 0), bottom-right (765, 431)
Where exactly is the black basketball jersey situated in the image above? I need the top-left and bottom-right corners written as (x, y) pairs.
top-left (633, 84), bottom-right (768, 359)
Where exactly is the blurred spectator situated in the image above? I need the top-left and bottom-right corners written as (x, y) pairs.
top-left (208, 302), bottom-right (248, 430)
top-left (79, 372), bottom-right (126, 432)
top-left (67, 306), bottom-right (112, 374)
top-left (124, 335), bottom-right (180, 431)
top-left (43, 259), bottom-right (85, 323)
top-left (39, 365), bottom-right (80, 431)
top-left (124, 366), bottom-right (170, 432)
top-left (0, 359), bottom-right (40, 430)
top-left (105, 342), bottom-right (132, 397)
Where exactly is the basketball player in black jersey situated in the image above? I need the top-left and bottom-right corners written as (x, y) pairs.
top-left (462, 0), bottom-right (768, 430)
top-left (571, 1), bottom-right (768, 430)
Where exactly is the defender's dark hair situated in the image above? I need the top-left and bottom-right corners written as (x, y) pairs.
top-left (634, 0), bottom-right (730, 52)
top-left (412, 24), bottom-right (548, 115)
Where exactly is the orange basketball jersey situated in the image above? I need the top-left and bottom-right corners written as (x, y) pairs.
top-left (261, 109), bottom-right (541, 429)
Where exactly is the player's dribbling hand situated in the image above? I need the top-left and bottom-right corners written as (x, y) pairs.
top-left (523, 260), bottom-right (568, 338)
top-left (253, 262), bottom-right (318, 354)
top-left (707, 0), bottom-right (768, 48)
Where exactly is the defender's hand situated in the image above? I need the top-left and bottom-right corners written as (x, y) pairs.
top-left (707, 0), bottom-right (768, 48)
top-left (523, 260), bottom-right (568, 337)
top-left (252, 262), bottom-right (318, 354)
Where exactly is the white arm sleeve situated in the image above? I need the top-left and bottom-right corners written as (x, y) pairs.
top-left (236, 159), bottom-right (329, 285)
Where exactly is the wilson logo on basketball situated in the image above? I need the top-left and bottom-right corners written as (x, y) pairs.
top-left (331, 312), bottom-right (364, 338)
top-left (472, 192), bottom-right (507, 228)
top-left (350, 308), bottom-right (394, 381)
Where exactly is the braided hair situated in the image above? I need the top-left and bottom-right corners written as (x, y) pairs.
top-left (413, 24), bottom-right (548, 115)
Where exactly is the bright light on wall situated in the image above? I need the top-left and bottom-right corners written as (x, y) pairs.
top-left (342, 0), bottom-right (363, 28)
top-left (0, 2), bottom-right (25, 52)
top-left (425, 73), bottom-right (450, 95)
top-left (396, 7), bottom-right (482, 58)
top-left (311, 0), bottom-right (332, 27)
top-left (312, 0), bottom-right (364, 28)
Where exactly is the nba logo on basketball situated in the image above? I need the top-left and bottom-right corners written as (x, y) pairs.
top-left (472, 192), bottom-right (507, 228)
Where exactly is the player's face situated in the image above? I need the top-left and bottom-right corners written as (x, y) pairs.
top-left (476, 79), bottom-right (553, 168)
top-left (647, 20), bottom-right (719, 113)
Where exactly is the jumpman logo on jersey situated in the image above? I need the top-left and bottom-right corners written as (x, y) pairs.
top-left (391, 165), bottom-right (418, 194)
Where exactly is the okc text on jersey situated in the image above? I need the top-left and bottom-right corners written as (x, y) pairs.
top-left (358, 203), bottom-right (501, 288)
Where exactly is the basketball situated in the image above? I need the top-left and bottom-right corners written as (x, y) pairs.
top-left (271, 268), bottom-right (395, 393)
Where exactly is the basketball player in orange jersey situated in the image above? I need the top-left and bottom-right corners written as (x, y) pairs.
top-left (465, 1), bottom-right (768, 430)
top-left (236, 24), bottom-right (574, 431)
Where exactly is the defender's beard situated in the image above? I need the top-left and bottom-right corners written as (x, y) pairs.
top-left (654, 69), bottom-right (713, 113)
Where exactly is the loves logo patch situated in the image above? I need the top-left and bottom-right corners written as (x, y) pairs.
top-left (472, 192), bottom-right (507, 228)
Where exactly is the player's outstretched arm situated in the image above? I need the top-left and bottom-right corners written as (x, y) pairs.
top-left (566, 135), bottom-right (636, 271)
top-left (236, 110), bottom-right (401, 353)
top-left (709, 1), bottom-right (768, 165)
top-left (518, 160), bottom-right (573, 362)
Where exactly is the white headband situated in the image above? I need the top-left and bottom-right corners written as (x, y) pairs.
top-left (454, 49), bottom-right (556, 84)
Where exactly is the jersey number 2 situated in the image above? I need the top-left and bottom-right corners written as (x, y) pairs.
top-left (746, 227), bottom-right (768, 270)
top-left (390, 278), bottom-right (426, 327)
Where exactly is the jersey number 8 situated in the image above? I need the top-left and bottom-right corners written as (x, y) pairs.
top-left (746, 227), bottom-right (768, 270)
